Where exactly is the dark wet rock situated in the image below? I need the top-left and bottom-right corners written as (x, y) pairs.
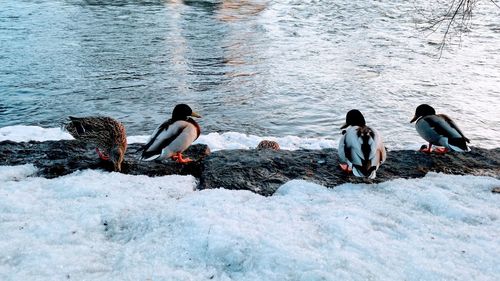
top-left (199, 147), bottom-right (500, 195)
top-left (0, 140), bottom-right (498, 196)
top-left (0, 140), bottom-right (210, 178)
top-left (492, 187), bottom-right (500, 194)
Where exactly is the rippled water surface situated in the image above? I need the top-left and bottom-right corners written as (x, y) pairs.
top-left (1, 0), bottom-right (499, 148)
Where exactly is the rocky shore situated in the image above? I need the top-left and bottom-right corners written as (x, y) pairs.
top-left (1, 140), bottom-right (498, 196)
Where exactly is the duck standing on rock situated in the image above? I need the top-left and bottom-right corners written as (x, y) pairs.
top-left (140, 104), bottom-right (201, 164)
top-left (338, 109), bottom-right (387, 179)
top-left (410, 104), bottom-right (470, 154)
top-left (64, 116), bottom-right (127, 172)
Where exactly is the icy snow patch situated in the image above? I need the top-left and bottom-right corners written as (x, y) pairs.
top-left (128, 132), bottom-right (338, 151)
top-left (0, 126), bottom-right (73, 142)
top-left (194, 132), bottom-right (337, 151)
top-left (0, 164), bottom-right (38, 182)
top-left (0, 166), bottom-right (499, 281)
top-left (0, 125), bottom-right (337, 151)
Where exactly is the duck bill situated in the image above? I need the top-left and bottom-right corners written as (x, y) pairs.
top-left (410, 115), bottom-right (418, 123)
top-left (113, 161), bottom-right (122, 172)
top-left (191, 112), bottom-right (202, 118)
top-left (340, 123), bottom-right (348, 129)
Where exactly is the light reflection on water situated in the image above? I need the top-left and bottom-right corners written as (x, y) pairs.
top-left (0, 0), bottom-right (499, 148)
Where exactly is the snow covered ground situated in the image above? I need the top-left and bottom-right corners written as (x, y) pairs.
top-left (1, 126), bottom-right (499, 280)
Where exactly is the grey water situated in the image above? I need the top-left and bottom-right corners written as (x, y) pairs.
top-left (1, 0), bottom-right (499, 148)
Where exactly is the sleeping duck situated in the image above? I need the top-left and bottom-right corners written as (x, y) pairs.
top-left (338, 109), bottom-right (386, 179)
top-left (64, 116), bottom-right (127, 172)
top-left (410, 104), bottom-right (470, 154)
top-left (140, 104), bottom-right (201, 164)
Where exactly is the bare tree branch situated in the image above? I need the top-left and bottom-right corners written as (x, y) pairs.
top-left (490, 0), bottom-right (500, 9)
top-left (417, 0), bottom-right (499, 58)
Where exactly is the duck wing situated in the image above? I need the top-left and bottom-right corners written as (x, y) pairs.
top-left (66, 116), bottom-right (101, 137)
top-left (65, 116), bottom-right (122, 146)
top-left (140, 120), bottom-right (184, 160)
top-left (339, 127), bottom-right (363, 168)
top-left (438, 114), bottom-right (470, 143)
top-left (338, 131), bottom-right (349, 164)
top-left (66, 116), bottom-right (87, 135)
top-left (418, 115), bottom-right (470, 151)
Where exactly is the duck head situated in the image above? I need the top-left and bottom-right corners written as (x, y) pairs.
top-left (172, 104), bottom-right (202, 121)
top-left (341, 109), bottom-right (366, 129)
top-left (410, 104), bottom-right (435, 123)
top-left (109, 145), bottom-right (126, 172)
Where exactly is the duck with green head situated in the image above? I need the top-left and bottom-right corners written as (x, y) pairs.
top-left (338, 109), bottom-right (386, 179)
top-left (140, 104), bottom-right (202, 164)
top-left (410, 104), bottom-right (470, 154)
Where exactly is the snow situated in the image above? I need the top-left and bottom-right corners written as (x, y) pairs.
top-left (1, 125), bottom-right (499, 280)
top-left (0, 125), bottom-right (74, 142)
top-left (0, 165), bottom-right (499, 281)
top-left (0, 125), bottom-right (338, 151)
top-left (194, 132), bottom-right (337, 151)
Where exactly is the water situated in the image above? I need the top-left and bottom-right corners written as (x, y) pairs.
top-left (1, 0), bottom-right (499, 148)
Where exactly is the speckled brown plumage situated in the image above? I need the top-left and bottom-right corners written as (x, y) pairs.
top-left (257, 140), bottom-right (280, 151)
top-left (64, 116), bottom-right (127, 171)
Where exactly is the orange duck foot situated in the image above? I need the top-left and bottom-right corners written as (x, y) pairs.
top-left (339, 163), bottom-right (352, 174)
top-left (433, 147), bottom-right (449, 155)
top-left (96, 148), bottom-right (110, 160)
top-left (419, 144), bottom-right (432, 154)
top-left (172, 153), bottom-right (192, 164)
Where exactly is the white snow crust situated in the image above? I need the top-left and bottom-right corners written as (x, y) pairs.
top-left (0, 165), bottom-right (499, 281)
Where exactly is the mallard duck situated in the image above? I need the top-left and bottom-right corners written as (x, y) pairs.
top-left (140, 104), bottom-right (201, 164)
top-left (338, 110), bottom-right (386, 179)
top-left (64, 116), bottom-right (127, 172)
top-left (410, 104), bottom-right (470, 153)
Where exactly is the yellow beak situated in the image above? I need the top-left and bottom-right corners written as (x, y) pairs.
top-left (191, 112), bottom-right (202, 118)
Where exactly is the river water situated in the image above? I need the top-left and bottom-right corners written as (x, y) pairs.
top-left (1, 0), bottom-right (499, 148)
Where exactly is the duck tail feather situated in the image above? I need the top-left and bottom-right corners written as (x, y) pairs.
top-left (352, 165), bottom-right (366, 178)
top-left (141, 150), bottom-right (160, 161)
top-left (448, 137), bottom-right (470, 152)
top-left (353, 164), bottom-right (378, 178)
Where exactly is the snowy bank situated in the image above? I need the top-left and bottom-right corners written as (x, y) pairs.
top-left (1, 126), bottom-right (499, 280)
top-left (0, 165), bottom-right (499, 280)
